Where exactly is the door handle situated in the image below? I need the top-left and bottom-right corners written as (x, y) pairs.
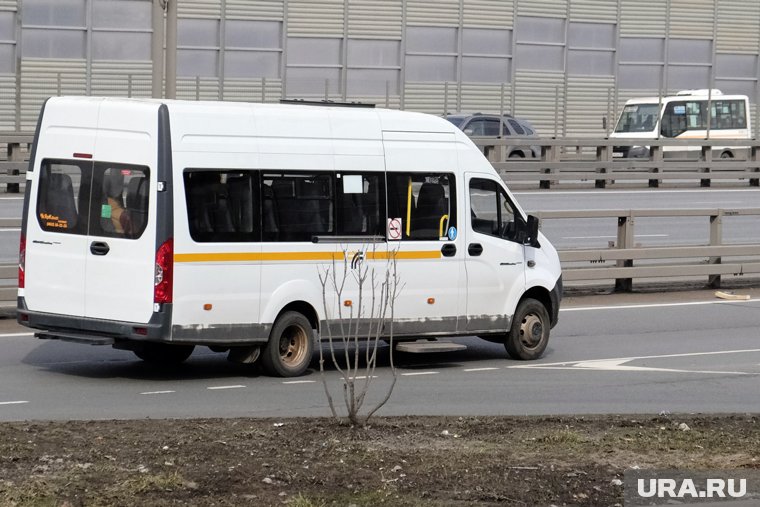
top-left (468, 243), bottom-right (483, 256)
top-left (90, 241), bottom-right (110, 256)
top-left (440, 243), bottom-right (457, 257)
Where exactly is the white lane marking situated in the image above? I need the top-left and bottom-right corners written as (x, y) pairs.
top-left (0, 332), bottom-right (35, 338)
top-left (562, 298), bottom-right (755, 313)
top-left (401, 371), bottom-right (439, 376)
top-left (562, 235), bottom-right (615, 240)
top-left (0, 228), bottom-right (21, 232)
top-left (283, 380), bottom-right (317, 384)
top-left (207, 385), bottom-right (246, 390)
top-left (0, 400), bottom-right (29, 406)
top-left (140, 390), bottom-right (176, 395)
top-left (351, 375), bottom-right (379, 380)
top-left (464, 367), bottom-right (499, 372)
top-left (511, 349), bottom-right (760, 376)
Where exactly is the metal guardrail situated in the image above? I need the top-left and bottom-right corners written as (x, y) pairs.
top-left (1, 210), bottom-right (758, 309)
top-left (536, 208), bottom-right (760, 291)
top-left (474, 137), bottom-right (760, 189)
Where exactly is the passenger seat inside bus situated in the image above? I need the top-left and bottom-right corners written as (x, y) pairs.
top-left (412, 182), bottom-right (448, 239)
top-left (126, 176), bottom-right (149, 236)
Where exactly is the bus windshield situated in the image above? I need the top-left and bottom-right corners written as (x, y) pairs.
top-left (614, 104), bottom-right (660, 133)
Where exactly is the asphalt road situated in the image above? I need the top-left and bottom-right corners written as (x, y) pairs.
top-left (1, 288), bottom-right (758, 421)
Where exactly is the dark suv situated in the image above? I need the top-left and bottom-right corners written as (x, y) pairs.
top-left (446, 113), bottom-right (541, 159)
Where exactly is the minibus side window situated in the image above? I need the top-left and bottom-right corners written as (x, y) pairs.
top-left (184, 170), bottom-right (259, 243)
top-left (469, 178), bottom-right (517, 241)
top-left (336, 173), bottom-right (385, 236)
top-left (92, 164), bottom-right (150, 240)
top-left (36, 160), bottom-right (92, 235)
top-left (386, 172), bottom-right (457, 241)
top-left (261, 172), bottom-right (334, 242)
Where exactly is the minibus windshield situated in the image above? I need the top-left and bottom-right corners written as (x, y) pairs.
top-left (615, 103), bottom-right (660, 133)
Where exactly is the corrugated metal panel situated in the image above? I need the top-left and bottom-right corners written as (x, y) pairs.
top-left (220, 78), bottom-right (283, 103)
top-left (288, 0), bottom-right (345, 37)
top-left (716, 0), bottom-right (760, 54)
top-left (512, 71), bottom-right (565, 136)
top-left (348, 0), bottom-right (402, 39)
top-left (620, 0), bottom-right (666, 36)
top-left (403, 82), bottom-right (452, 114)
top-left (21, 59), bottom-right (87, 131)
top-left (569, 0), bottom-right (617, 23)
top-left (178, 0), bottom-right (221, 19)
top-left (670, 0), bottom-right (714, 39)
top-left (463, 0), bottom-right (514, 29)
top-left (460, 83), bottom-right (512, 114)
top-left (225, 0), bottom-right (284, 21)
top-left (91, 62), bottom-right (153, 98)
top-left (0, 0), bottom-right (17, 11)
top-left (406, 0), bottom-right (460, 27)
top-left (565, 76), bottom-right (615, 136)
top-left (517, 0), bottom-right (567, 19)
top-left (0, 75), bottom-right (16, 131)
top-left (177, 78), bottom-right (223, 101)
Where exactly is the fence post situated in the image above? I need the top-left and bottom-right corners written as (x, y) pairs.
top-left (614, 213), bottom-right (634, 292)
top-left (700, 145), bottom-right (712, 187)
top-left (540, 143), bottom-right (557, 189)
top-left (596, 142), bottom-right (610, 189)
top-left (708, 211), bottom-right (723, 288)
top-left (649, 144), bottom-right (662, 188)
top-left (5, 142), bottom-right (22, 193)
top-left (750, 145), bottom-right (759, 187)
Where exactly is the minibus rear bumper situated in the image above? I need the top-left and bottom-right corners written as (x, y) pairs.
top-left (16, 297), bottom-right (172, 345)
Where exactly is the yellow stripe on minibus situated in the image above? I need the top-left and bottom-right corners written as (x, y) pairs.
top-left (175, 250), bottom-right (442, 263)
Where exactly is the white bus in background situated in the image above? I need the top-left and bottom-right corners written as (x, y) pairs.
top-left (17, 97), bottom-right (562, 377)
top-left (610, 89), bottom-right (751, 159)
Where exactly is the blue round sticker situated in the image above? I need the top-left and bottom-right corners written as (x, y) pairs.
top-left (447, 227), bottom-right (457, 241)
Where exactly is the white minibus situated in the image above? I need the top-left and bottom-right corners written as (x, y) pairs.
top-left (610, 89), bottom-right (751, 158)
top-left (17, 97), bottom-right (562, 377)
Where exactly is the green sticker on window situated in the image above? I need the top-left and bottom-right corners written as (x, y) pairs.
top-left (101, 204), bottom-right (112, 219)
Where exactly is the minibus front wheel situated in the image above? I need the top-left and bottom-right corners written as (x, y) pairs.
top-left (505, 298), bottom-right (550, 360)
top-left (261, 311), bottom-right (314, 377)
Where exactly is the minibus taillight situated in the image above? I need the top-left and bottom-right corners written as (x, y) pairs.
top-left (18, 234), bottom-right (25, 289)
top-left (154, 238), bottom-right (173, 304)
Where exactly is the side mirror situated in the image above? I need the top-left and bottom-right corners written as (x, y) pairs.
top-left (525, 214), bottom-right (540, 248)
top-left (464, 128), bottom-right (474, 136)
top-left (515, 214), bottom-right (541, 248)
top-left (602, 116), bottom-right (608, 131)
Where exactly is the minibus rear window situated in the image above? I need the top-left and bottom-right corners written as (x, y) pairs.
top-left (37, 161), bottom-right (90, 235)
top-left (36, 159), bottom-right (150, 240)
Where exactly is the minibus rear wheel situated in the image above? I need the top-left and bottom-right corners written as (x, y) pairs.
top-left (261, 311), bottom-right (314, 377)
top-left (134, 343), bottom-right (195, 364)
top-left (505, 298), bottom-right (550, 360)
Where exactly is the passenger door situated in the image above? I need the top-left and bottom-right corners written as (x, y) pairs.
top-left (464, 174), bottom-right (526, 333)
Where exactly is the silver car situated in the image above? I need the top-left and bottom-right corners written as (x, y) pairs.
top-left (446, 113), bottom-right (541, 159)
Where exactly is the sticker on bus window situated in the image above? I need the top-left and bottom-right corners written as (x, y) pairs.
top-left (387, 217), bottom-right (402, 241)
top-left (101, 204), bottom-right (112, 219)
top-left (673, 105), bottom-right (686, 115)
top-left (447, 227), bottom-right (457, 241)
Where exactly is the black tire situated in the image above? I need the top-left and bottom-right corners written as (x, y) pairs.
top-left (508, 151), bottom-right (525, 159)
top-left (261, 311), bottom-right (314, 377)
top-left (505, 298), bottom-right (550, 360)
top-left (720, 151), bottom-right (734, 159)
top-left (134, 343), bottom-right (195, 365)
